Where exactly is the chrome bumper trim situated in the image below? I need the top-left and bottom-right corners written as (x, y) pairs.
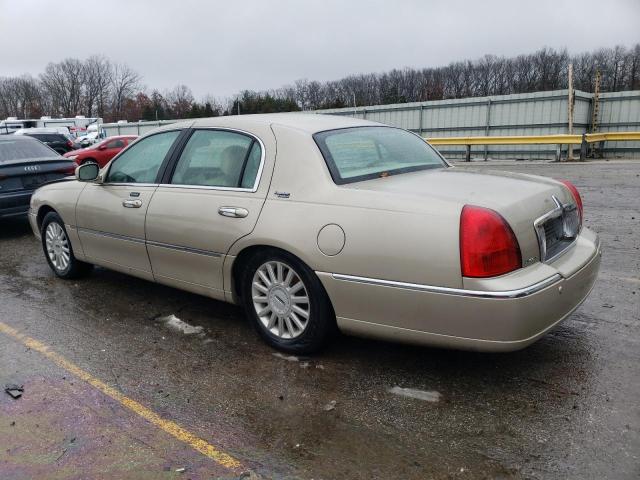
top-left (329, 273), bottom-right (563, 299)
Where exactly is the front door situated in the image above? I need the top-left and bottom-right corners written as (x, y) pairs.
top-left (145, 128), bottom-right (272, 298)
top-left (75, 129), bottom-right (182, 280)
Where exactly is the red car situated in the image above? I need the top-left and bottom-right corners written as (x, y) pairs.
top-left (64, 135), bottom-right (138, 168)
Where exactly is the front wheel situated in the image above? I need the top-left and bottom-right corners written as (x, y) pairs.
top-left (241, 249), bottom-right (335, 354)
top-left (41, 212), bottom-right (93, 279)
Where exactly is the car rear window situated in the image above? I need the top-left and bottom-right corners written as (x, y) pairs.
top-left (27, 133), bottom-right (67, 142)
top-left (0, 139), bottom-right (59, 162)
top-left (313, 126), bottom-right (446, 184)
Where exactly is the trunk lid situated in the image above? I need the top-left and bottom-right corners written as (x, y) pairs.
top-left (343, 167), bottom-right (576, 265)
top-left (0, 158), bottom-right (77, 193)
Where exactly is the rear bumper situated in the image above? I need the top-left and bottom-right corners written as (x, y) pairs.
top-left (317, 228), bottom-right (602, 352)
top-left (0, 191), bottom-right (32, 218)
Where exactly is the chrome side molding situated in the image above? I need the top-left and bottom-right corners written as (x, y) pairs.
top-left (77, 227), bottom-right (222, 257)
top-left (329, 272), bottom-right (562, 299)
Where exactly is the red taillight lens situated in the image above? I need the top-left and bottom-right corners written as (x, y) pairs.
top-left (460, 205), bottom-right (522, 278)
top-left (67, 140), bottom-right (74, 148)
top-left (560, 180), bottom-right (583, 222)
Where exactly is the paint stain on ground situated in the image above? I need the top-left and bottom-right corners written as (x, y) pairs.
top-left (156, 314), bottom-right (204, 335)
top-left (388, 386), bottom-right (441, 402)
top-left (272, 353), bottom-right (300, 362)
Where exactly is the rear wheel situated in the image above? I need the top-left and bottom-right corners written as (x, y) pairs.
top-left (241, 249), bottom-right (335, 354)
top-left (41, 212), bottom-right (93, 279)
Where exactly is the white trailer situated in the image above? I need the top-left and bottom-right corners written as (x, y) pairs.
top-left (0, 116), bottom-right (103, 136)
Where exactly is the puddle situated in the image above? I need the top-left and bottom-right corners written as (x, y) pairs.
top-left (388, 386), bottom-right (441, 403)
top-left (156, 314), bottom-right (204, 335)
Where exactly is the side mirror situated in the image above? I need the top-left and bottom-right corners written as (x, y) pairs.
top-left (76, 162), bottom-right (100, 182)
top-left (98, 145), bottom-right (107, 150)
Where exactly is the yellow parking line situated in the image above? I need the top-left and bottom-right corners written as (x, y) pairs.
top-left (0, 321), bottom-right (242, 470)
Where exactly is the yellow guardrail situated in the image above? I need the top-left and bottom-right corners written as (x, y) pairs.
top-left (583, 131), bottom-right (640, 142)
top-left (427, 134), bottom-right (583, 146)
top-left (424, 131), bottom-right (640, 161)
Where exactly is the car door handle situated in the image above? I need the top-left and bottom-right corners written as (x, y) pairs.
top-left (218, 206), bottom-right (249, 218)
top-left (122, 199), bottom-right (143, 208)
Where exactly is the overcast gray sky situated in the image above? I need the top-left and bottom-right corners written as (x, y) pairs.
top-left (1, 0), bottom-right (638, 98)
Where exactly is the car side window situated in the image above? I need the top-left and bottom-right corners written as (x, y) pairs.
top-left (106, 130), bottom-right (180, 184)
top-left (171, 130), bottom-right (261, 189)
top-left (240, 142), bottom-right (262, 189)
top-left (106, 139), bottom-right (125, 149)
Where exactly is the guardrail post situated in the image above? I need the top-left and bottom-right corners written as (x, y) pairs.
top-left (484, 99), bottom-right (491, 161)
top-left (555, 144), bottom-right (562, 162)
top-left (579, 134), bottom-right (588, 161)
top-left (465, 145), bottom-right (471, 162)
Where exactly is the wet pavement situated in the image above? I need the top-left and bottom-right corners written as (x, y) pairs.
top-left (1, 160), bottom-right (639, 479)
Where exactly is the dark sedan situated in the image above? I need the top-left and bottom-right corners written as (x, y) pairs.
top-left (23, 128), bottom-right (80, 155)
top-left (0, 136), bottom-right (77, 218)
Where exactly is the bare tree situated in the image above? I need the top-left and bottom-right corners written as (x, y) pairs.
top-left (40, 58), bottom-right (85, 116)
top-left (165, 84), bottom-right (194, 118)
top-left (84, 55), bottom-right (113, 118)
top-left (110, 63), bottom-right (140, 121)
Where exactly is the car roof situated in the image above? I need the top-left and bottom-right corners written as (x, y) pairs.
top-left (0, 134), bottom-right (38, 142)
top-left (101, 135), bottom-right (137, 141)
top-left (171, 113), bottom-right (383, 135)
top-left (16, 128), bottom-right (65, 135)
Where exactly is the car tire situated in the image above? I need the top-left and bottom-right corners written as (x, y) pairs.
top-left (80, 158), bottom-right (97, 165)
top-left (241, 249), bottom-right (336, 354)
top-left (41, 212), bottom-right (93, 279)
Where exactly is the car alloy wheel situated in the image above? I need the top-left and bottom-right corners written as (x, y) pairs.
top-left (45, 221), bottom-right (71, 272)
top-left (251, 260), bottom-right (311, 339)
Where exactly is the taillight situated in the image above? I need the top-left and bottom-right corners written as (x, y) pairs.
top-left (67, 140), bottom-right (74, 148)
top-left (560, 180), bottom-right (583, 223)
top-left (460, 205), bottom-right (522, 278)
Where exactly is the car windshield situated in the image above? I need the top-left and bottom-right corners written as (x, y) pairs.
top-left (314, 126), bottom-right (446, 184)
top-left (0, 138), bottom-right (59, 162)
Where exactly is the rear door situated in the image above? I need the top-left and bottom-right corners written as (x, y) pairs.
top-left (145, 127), bottom-right (274, 298)
top-left (75, 129), bottom-right (183, 280)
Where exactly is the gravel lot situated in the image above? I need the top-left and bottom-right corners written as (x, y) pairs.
top-left (1, 160), bottom-right (638, 479)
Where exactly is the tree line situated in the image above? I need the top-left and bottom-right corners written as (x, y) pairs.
top-left (1, 45), bottom-right (638, 122)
